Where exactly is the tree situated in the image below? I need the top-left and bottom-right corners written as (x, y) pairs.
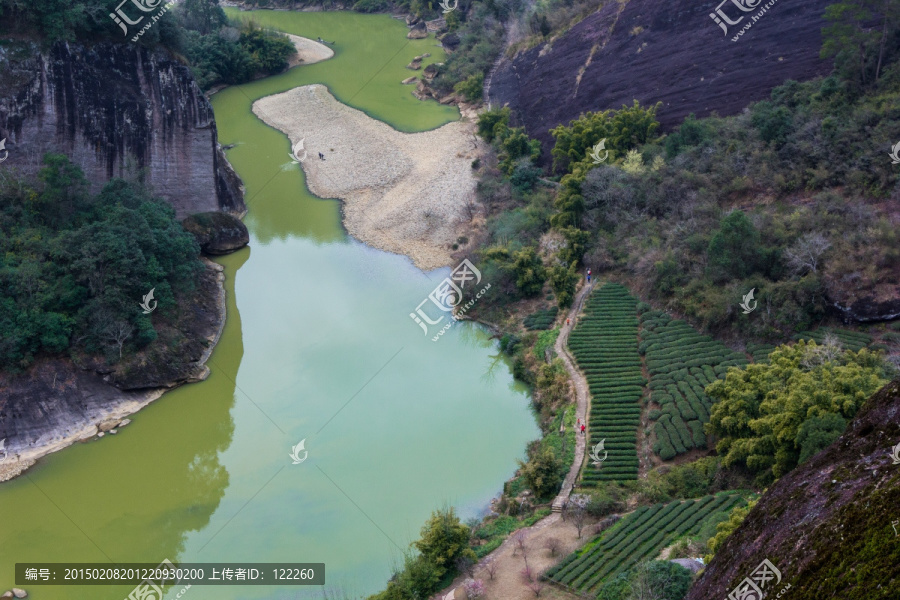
top-left (796, 412), bottom-right (847, 463)
top-left (569, 493), bottom-right (590, 538)
top-left (821, 0), bottom-right (900, 87)
top-left (476, 108), bottom-right (511, 143)
top-left (454, 73), bottom-right (484, 102)
top-left (413, 507), bottom-right (476, 578)
top-left (626, 561), bottom-right (692, 600)
top-left (705, 341), bottom-right (888, 483)
top-left (518, 445), bottom-right (563, 498)
top-left (510, 248), bottom-right (548, 297)
top-left (179, 0), bottom-right (227, 34)
top-left (784, 233), bottom-right (831, 275)
top-left (549, 263), bottom-right (578, 308)
top-left (705, 211), bottom-right (764, 283)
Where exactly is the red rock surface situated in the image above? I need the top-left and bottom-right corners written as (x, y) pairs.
top-left (489, 0), bottom-right (833, 154)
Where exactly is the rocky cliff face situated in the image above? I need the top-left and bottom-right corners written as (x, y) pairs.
top-left (489, 0), bottom-right (832, 154)
top-left (685, 378), bottom-right (900, 600)
top-left (0, 40), bottom-right (245, 217)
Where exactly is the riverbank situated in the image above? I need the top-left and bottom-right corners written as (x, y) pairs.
top-left (253, 83), bottom-right (484, 270)
top-left (285, 33), bottom-right (334, 68)
top-left (0, 259), bottom-right (228, 483)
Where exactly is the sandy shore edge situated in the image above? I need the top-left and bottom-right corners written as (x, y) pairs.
top-left (253, 84), bottom-right (484, 270)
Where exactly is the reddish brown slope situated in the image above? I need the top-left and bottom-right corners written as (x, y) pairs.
top-left (489, 0), bottom-right (833, 153)
top-left (684, 378), bottom-right (900, 600)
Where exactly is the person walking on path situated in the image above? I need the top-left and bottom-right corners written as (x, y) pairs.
top-left (566, 317), bottom-right (571, 326)
top-left (580, 423), bottom-right (586, 435)
top-left (586, 268), bottom-right (592, 283)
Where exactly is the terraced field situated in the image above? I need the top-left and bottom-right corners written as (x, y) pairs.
top-left (569, 283), bottom-right (645, 484)
top-left (546, 494), bottom-right (745, 594)
top-left (792, 326), bottom-right (873, 351)
top-left (640, 311), bottom-right (749, 460)
top-left (524, 307), bottom-right (559, 330)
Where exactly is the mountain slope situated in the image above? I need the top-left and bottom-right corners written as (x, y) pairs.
top-left (489, 0), bottom-right (832, 153)
top-left (685, 378), bottom-right (900, 600)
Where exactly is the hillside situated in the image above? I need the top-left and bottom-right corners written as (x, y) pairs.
top-left (488, 0), bottom-right (833, 153)
top-left (685, 378), bottom-right (900, 599)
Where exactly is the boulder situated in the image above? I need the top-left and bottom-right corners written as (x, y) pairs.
top-left (439, 94), bottom-right (457, 105)
top-left (438, 32), bottom-right (460, 50)
top-left (181, 211), bottom-right (249, 255)
top-left (2, 591), bottom-right (14, 598)
top-left (414, 53), bottom-right (431, 61)
top-left (405, 14), bottom-right (419, 26)
top-left (11, 591), bottom-right (25, 600)
top-left (407, 21), bottom-right (428, 39)
top-left (119, 418), bottom-right (131, 427)
top-left (401, 76), bottom-right (418, 85)
top-left (406, 59), bottom-right (422, 70)
top-left (422, 63), bottom-right (439, 82)
top-left (97, 432), bottom-right (105, 438)
top-left (425, 18), bottom-right (447, 33)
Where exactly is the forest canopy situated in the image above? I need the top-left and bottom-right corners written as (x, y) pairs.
top-left (0, 155), bottom-right (203, 370)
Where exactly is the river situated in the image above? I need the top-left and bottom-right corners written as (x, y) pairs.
top-left (0, 11), bottom-right (540, 600)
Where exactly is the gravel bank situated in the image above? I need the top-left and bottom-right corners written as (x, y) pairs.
top-left (285, 34), bottom-right (334, 68)
top-left (253, 84), bottom-right (483, 270)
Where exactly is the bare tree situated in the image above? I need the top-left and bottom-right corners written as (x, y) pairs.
top-left (800, 333), bottom-right (844, 369)
top-left (544, 537), bottom-right (562, 557)
top-left (483, 558), bottom-right (498, 580)
top-left (456, 555), bottom-right (476, 579)
top-left (513, 529), bottom-right (528, 557)
top-left (525, 580), bottom-right (545, 597)
top-left (784, 233), bottom-right (831, 275)
top-left (569, 494), bottom-right (590, 539)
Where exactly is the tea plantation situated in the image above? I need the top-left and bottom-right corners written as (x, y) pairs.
top-left (640, 310), bottom-right (749, 460)
top-left (546, 494), bottom-right (745, 594)
top-left (568, 283), bottom-right (645, 484)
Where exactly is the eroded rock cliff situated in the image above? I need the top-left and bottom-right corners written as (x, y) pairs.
top-left (489, 0), bottom-right (832, 154)
top-left (0, 40), bottom-right (245, 216)
top-left (685, 378), bottom-right (900, 600)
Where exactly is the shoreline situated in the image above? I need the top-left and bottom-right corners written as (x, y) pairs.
top-left (0, 259), bottom-right (228, 483)
top-left (253, 83), bottom-right (484, 270)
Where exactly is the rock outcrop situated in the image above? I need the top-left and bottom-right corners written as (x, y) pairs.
top-left (0, 40), bottom-right (245, 217)
top-left (407, 21), bottom-right (428, 39)
top-left (488, 0), bottom-right (832, 156)
top-left (684, 378), bottom-right (900, 600)
top-left (182, 211), bottom-right (250, 255)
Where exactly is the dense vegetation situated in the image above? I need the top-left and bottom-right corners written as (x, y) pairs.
top-left (546, 494), bottom-right (745, 594)
top-left (705, 339), bottom-right (889, 485)
top-left (0, 0), bottom-right (296, 90)
top-left (0, 155), bottom-right (203, 370)
top-left (569, 283), bottom-right (644, 483)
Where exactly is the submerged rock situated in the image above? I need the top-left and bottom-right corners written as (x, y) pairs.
top-left (182, 212), bottom-right (249, 255)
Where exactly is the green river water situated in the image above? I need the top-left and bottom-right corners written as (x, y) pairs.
top-left (0, 11), bottom-right (541, 600)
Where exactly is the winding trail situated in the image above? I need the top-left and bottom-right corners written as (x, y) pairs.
top-left (435, 281), bottom-right (595, 600)
top-left (551, 280), bottom-right (593, 511)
